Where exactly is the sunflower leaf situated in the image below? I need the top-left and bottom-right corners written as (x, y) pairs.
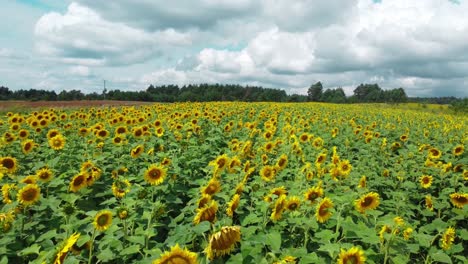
top-left (266, 231), bottom-right (281, 251)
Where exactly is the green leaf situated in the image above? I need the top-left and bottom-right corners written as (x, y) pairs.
top-left (318, 243), bottom-right (340, 258)
top-left (18, 244), bottom-right (41, 256)
top-left (120, 244), bottom-right (141, 256)
top-left (430, 250), bottom-right (452, 264)
top-left (126, 236), bottom-right (145, 246)
top-left (266, 231), bottom-right (281, 251)
top-left (97, 248), bottom-right (114, 262)
top-left (192, 221), bottom-right (210, 235)
top-left (36, 229), bottom-right (57, 242)
top-left (241, 214), bottom-right (262, 226)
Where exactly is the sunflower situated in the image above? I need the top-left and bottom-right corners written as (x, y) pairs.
top-left (153, 244), bottom-right (198, 264)
top-left (399, 134), bottom-right (408, 142)
top-left (449, 193), bottom-right (467, 208)
top-left (193, 200), bottom-right (218, 225)
top-left (2, 183), bottom-right (16, 204)
top-left (131, 145), bottom-right (144, 158)
top-left (112, 135), bottom-right (124, 145)
top-left (53, 232), bottom-right (80, 264)
top-left (21, 175), bottom-right (37, 184)
top-left (315, 153), bottom-right (327, 166)
top-left (275, 154), bottom-right (288, 171)
top-left (21, 139), bottom-right (35, 154)
top-left (205, 226), bottom-right (241, 260)
top-left (260, 165), bottom-right (276, 182)
top-left (264, 142), bottom-right (274, 152)
top-left (286, 196), bottom-right (301, 211)
top-left (201, 178), bottom-right (221, 196)
top-left (403, 227), bottom-right (413, 240)
top-left (304, 185), bottom-right (324, 204)
top-left (112, 179), bottom-right (131, 199)
top-left (226, 194), bottom-right (240, 217)
top-left (48, 134), bottom-right (66, 150)
top-left (419, 175), bottom-right (433, 189)
top-left (355, 192), bottom-right (380, 214)
top-left (18, 129), bottom-right (29, 139)
top-left (270, 186), bottom-right (288, 197)
top-left (17, 184), bottom-right (41, 206)
top-left (425, 195), bottom-right (434, 211)
top-left (93, 210), bottom-right (113, 231)
top-left (47, 129), bottom-right (61, 140)
top-left (428, 148), bottom-right (441, 160)
top-left (155, 127), bottom-right (165, 137)
top-left (69, 173), bottom-right (87, 192)
top-left (212, 154), bottom-right (229, 173)
top-left (227, 157), bottom-right (242, 173)
top-left (379, 225), bottom-right (392, 242)
top-left (132, 127), bottom-right (144, 138)
top-left (0, 156), bottom-right (18, 174)
top-left (337, 247), bottom-right (366, 264)
top-left (197, 194), bottom-right (212, 208)
top-left (315, 197), bottom-right (333, 223)
top-left (270, 194), bottom-right (287, 221)
top-left (36, 167), bottom-right (53, 182)
top-left (452, 145), bottom-right (464, 156)
top-left (440, 227), bottom-right (456, 250)
top-left (144, 164), bottom-right (167, 185)
top-left (115, 126), bottom-right (127, 134)
top-left (339, 160), bottom-right (352, 176)
top-left (358, 175), bottom-right (366, 188)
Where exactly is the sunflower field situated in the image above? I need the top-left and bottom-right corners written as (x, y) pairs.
top-left (0, 102), bottom-right (467, 264)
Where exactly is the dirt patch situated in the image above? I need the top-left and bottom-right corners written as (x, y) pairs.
top-left (0, 100), bottom-right (154, 112)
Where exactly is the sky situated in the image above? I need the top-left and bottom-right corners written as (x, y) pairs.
top-left (1, 0), bottom-right (468, 97)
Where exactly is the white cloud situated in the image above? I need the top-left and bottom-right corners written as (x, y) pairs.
top-left (69, 65), bottom-right (90, 76)
top-left (34, 3), bottom-right (191, 66)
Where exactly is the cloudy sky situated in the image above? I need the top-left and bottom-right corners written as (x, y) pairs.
top-left (1, 0), bottom-right (467, 97)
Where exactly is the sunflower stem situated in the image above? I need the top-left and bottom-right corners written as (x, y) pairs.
top-left (88, 228), bottom-right (97, 264)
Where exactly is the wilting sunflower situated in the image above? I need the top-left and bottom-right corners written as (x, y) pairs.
top-left (315, 197), bottom-right (333, 223)
top-left (260, 165), bottom-right (276, 182)
top-left (286, 196), bottom-right (301, 211)
top-left (304, 184), bottom-right (324, 204)
top-left (131, 145), bottom-right (144, 158)
top-left (419, 175), bottom-right (433, 189)
top-left (428, 148), bottom-right (441, 160)
top-left (17, 184), bottom-right (41, 206)
top-left (452, 145), bottom-right (464, 156)
top-left (425, 195), bottom-right (434, 211)
top-left (0, 156), bottom-right (18, 174)
top-left (337, 247), bottom-right (366, 264)
top-left (144, 164), bottom-right (167, 185)
top-left (21, 139), bottom-right (35, 154)
top-left (440, 227), bottom-right (456, 250)
top-left (193, 200), bottom-right (218, 225)
top-left (69, 173), bottom-right (87, 192)
top-left (197, 194), bottom-right (212, 208)
top-left (355, 192), bottom-right (380, 214)
top-left (36, 167), bottom-right (53, 182)
top-left (48, 134), bottom-right (66, 150)
top-left (201, 178), bottom-right (221, 196)
top-left (449, 193), bottom-right (467, 208)
top-left (53, 232), bottom-right (80, 264)
top-left (112, 179), bottom-right (131, 199)
top-left (205, 226), bottom-right (241, 260)
top-left (358, 176), bottom-right (366, 188)
top-left (153, 244), bottom-right (198, 264)
top-left (93, 210), bottom-right (113, 231)
top-left (226, 194), bottom-right (240, 217)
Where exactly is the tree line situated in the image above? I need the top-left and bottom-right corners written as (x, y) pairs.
top-left (0, 82), bottom-right (465, 108)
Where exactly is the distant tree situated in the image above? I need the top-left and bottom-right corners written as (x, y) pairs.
top-left (353, 84), bottom-right (383, 102)
top-left (0, 86), bottom-right (12, 100)
top-left (307, 82), bottom-right (323, 101)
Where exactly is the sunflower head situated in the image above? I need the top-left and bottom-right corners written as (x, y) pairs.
top-left (201, 178), bottom-right (221, 196)
top-left (48, 134), bottom-right (66, 150)
top-left (226, 194), bottom-right (240, 217)
top-left (449, 193), bottom-right (467, 209)
top-left (0, 156), bottom-right (18, 174)
top-left (153, 244), bottom-right (198, 264)
top-left (69, 173), bottom-right (87, 192)
top-left (337, 246), bottom-right (366, 264)
top-left (21, 139), bottom-right (36, 154)
top-left (17, 184), bottom-right (41, 206)
top-left (36, 167), bottom-right (53, 182)
top-left (315, 197), bottom-right (333, 223)
top-left (93, 210), bottom-right (113, 231)
top-left (193, 200), bottom-right (218, 225)
top-left (144, 164), bottom-right (167, 185)
top-left (355, 192), bottom-right (380, 214)
top-left (205, 226), bottom-right (241, 260)
top-left (286, 196), bottom-right (301, 211)
top-left (419, 175), bottom-right (433, 189)
top-left (304, 185), bottom-right (324, 204)
top-left (260, 165), bottom-right (276, 182)
top-left (440, 227), bottom-right (456, 250)
top-left (453, 145), bottom-right (464, 156)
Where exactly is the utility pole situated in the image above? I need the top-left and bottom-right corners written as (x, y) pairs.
top-left (103, 79), bottom-right (107, 99)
